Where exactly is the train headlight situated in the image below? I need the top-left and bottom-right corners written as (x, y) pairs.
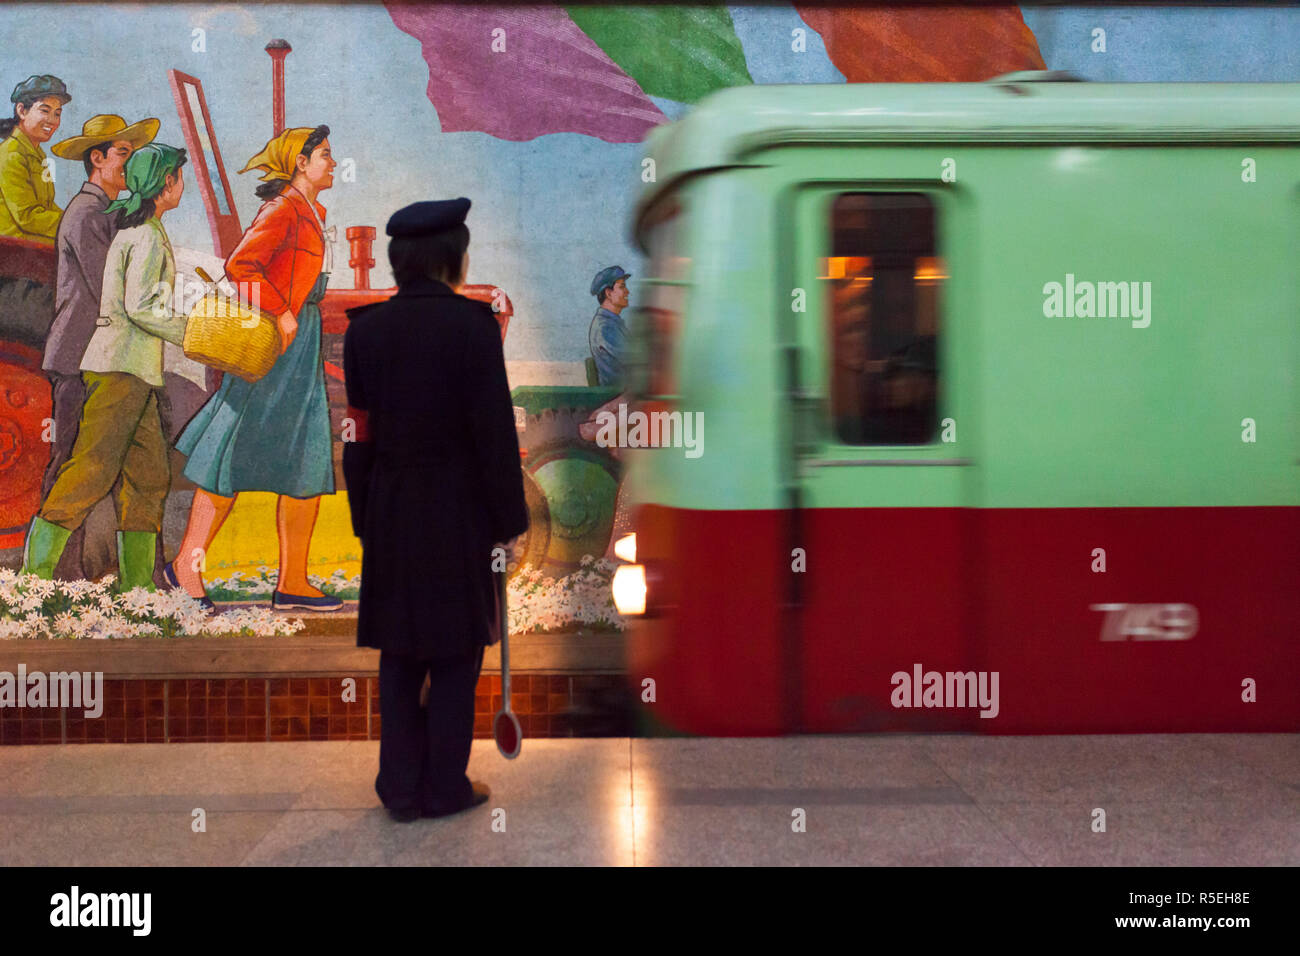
top-left (612, 564), bottom-right (647, 616)
top-left (614, 533), bottom-right (636, 563)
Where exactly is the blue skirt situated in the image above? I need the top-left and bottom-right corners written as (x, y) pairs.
top-left (177, 273), bottom-right (335, 498)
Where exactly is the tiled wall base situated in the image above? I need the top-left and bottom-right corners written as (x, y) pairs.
top-left (0, 674), bottom-right (632, 744)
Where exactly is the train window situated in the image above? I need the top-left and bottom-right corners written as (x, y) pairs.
top-left (823, 193), bottom-right (941, 445)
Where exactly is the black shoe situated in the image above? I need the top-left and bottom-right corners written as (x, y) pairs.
top-left (387, 806), bottom-right (421, 823)
top-left (272, 589), bottom-right (344, 612)
top-left (421, 782), bottom-right (491, 819)
top-left (163, 561), bottom-right (216, 612)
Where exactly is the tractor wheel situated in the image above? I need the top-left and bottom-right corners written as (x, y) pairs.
top-left (524, 439), bottom-right (620, 573)
top-left (508, 468), bottom-right (551, 577)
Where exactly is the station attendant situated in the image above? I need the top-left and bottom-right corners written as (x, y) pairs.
top-left (342, 198), bottom-right (528, 822)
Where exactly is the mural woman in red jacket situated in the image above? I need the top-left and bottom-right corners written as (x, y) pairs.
top-left (167, 125), bottom-right (342, 611)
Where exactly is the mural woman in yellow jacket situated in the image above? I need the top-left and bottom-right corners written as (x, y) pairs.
top-left (0, 75), bottom-right (68, 243)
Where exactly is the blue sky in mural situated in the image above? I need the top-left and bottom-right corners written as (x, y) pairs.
top-left (1023, 6), bottom-right (1300, 80)
top-left (3, 4), bottom-right (1298, 363)
top-left (728, 4), bottom-right (844, 84)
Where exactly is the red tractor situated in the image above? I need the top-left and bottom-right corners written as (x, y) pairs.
top-left (0, 236), bottom-right (55, 554)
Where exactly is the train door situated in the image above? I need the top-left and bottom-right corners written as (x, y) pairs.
top-left (782, 183), bottom-right (979, 732)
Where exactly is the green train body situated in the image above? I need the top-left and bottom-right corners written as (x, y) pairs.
top-left (617, 76), bottom-right (1300, 734)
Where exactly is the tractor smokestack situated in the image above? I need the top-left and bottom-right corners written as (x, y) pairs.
top-left (266, 39), bottom-right (291, 136)
top-left (347, 226), bottom-right (376, 290)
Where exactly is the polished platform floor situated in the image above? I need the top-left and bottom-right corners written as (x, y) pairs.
top-left (0, 734), bottom-right (1295, 866)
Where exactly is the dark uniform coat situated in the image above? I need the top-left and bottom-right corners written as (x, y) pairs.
top-left (342, 277), bottom-right (528, 659)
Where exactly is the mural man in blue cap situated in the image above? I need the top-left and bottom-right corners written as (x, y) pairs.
top-left (588, 265), bottom-right (631, 387)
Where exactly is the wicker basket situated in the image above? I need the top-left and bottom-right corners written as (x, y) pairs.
top-left (183, 288), bottom-right (281, 383)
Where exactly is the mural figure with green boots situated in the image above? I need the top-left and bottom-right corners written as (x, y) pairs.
top-left (20, 144), bottom-right (189, 592)
top-left (43, 112), bottom-right (161, 581)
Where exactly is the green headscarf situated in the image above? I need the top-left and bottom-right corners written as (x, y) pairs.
top-left (105, 143), bottom-right (186, 218)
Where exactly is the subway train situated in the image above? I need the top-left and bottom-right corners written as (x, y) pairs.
top-left (611, 74), bottom-right (1300, 735)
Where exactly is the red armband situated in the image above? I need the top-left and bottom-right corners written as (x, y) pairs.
top-left (346, 405), bottom-right (371, 442)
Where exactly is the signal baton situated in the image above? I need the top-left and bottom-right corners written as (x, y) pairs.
top-left (493, 567), bottom-right (522, 759)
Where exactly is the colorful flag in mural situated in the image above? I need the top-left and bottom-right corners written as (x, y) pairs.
top-left (387, 3), bottom-right (1043, 143)
top-left (562, 5), bottom-right (753, 104)
top-left (386, 3), bottom-right (668, 143)
top-left (794, 4), bottom-right (1045, 81)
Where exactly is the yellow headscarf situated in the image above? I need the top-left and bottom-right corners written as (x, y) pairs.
top-left (239, 127), bottom-right (313, 182)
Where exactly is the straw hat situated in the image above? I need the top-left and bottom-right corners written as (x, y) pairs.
top-left (51, 114), bottom-right (159, 160)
